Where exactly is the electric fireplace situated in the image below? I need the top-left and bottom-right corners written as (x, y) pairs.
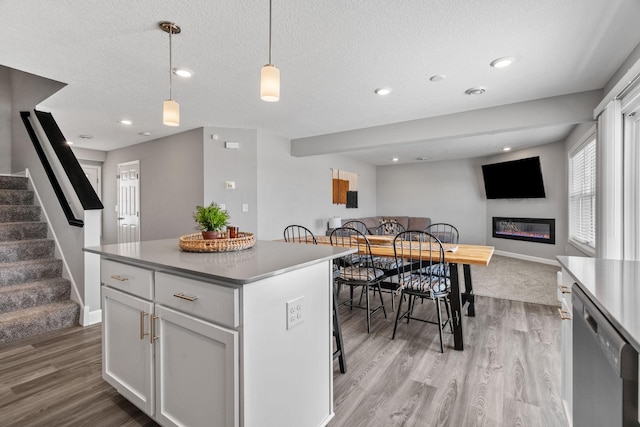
top-left (492, 217), bottom-right (555, 244)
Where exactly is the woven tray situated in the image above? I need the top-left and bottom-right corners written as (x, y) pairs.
top-left (179, 232), bottom-right (256, 252)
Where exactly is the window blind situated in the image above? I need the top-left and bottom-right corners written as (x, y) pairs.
top-left (569, 138), bottom-right (596, 248)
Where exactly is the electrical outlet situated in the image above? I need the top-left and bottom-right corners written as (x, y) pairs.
top-left (225, 181), bottom-right (236, 189)
top-left (286, 296), bottom-right (304, 330)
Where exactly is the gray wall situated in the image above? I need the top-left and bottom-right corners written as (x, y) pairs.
top-left (101, 128), bottom-right (204, 244)
top-left (203, 127), bottom-right (258, 235)
top-left (0, 67), bottom-right (10, 174)
top-left (483, 141), bottom-right (568, 260)
top-left (257, 130), bottom-right (377, 240)
top-left (376, 158), bottom-right (487, 245)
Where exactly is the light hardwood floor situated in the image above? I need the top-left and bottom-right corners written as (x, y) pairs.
top-left (0, 295), bottom-right (567, 427)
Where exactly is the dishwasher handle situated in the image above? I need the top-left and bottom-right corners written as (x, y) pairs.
top-left (573, 285), bottom-right (638, 381)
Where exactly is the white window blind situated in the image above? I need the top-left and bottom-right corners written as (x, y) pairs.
top-left (569, 138), bottom-right (596, 249)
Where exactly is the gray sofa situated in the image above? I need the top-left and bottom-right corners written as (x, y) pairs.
top-left (327, 215), bottom-right (431, 235)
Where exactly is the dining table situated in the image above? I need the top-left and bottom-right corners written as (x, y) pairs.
top-left (311, 234), bottom-right (494, 351)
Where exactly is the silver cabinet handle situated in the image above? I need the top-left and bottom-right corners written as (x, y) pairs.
top-left (140, 311), bottom-right (149, 340)
top-left (110, 275), bottom-right (127, 282)
top-left (150, 315), bottom-right (159, 344)
top-left (173, 293), bottom-right (198, 302)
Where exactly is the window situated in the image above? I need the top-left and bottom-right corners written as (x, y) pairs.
top-left (569, 137), bottom-right (596, 251)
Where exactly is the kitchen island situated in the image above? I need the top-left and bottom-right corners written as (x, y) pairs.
top-left (85, 239), bottom-right (354, 427)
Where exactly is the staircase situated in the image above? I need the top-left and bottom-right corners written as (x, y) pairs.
top-left (0, 175), bottom-right (79, 344)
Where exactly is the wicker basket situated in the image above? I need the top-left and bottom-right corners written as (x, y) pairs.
top-left (179, 232), bottom-right (256, 252)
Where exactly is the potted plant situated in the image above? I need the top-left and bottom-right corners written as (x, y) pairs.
top-left (193, 202), bottom-right (230, 239)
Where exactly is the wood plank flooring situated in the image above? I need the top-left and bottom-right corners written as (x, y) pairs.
top-left (0, 295), bottom-right (567, 427)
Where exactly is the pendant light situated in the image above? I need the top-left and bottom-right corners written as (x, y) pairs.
top-left (160, 21), bottom-right (181, 126)
top-left (260, 0), bottom-right (280, 102)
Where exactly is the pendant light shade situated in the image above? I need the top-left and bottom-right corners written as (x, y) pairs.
top-left (260, 64), bottom-right (280, 102)
top-left (260, 0), bottom-right (280, 102)
top-left (160, 21), bottom-right (181, 126)
top-left (163, 99), bottom-right (180, 126)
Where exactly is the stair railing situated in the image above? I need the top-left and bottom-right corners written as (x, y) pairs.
top-left (20, 111), bottom-right (103, 227)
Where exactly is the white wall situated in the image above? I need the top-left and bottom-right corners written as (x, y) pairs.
top-left (0, 66), bottom-right (10, 174)
top-left (483, 141), bottom-right (568, 260)
top-left (376, 158), bottom-right (487, 245)
top-left (203, 127), bottom-right (258, 235)
top-left (101, 128), bottom-right (204, 244)
top-left (257, 130), bottom-right (377, 240)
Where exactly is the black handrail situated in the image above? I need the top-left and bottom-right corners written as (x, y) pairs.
top-left (20, 111), bottom-right (85, 227)
top-left (34, 110), bottom-right (103, 211)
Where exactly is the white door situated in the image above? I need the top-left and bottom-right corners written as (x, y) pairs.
top-left (154, 304), bottom-right (239, 427)
top-left (102, 286), bottom-right (155, 415)
top-left (117, 161), bottom-right (140, 243)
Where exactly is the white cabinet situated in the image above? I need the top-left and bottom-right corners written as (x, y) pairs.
top-left (557, 268), bottom-right (573, 426)
top-left (101, 261), bottom-right (239, 427)
top-left (102, 286), bottom-right (154, 414)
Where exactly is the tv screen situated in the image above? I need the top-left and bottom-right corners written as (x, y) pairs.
top-left (481, 156), bottom-right (546, 199)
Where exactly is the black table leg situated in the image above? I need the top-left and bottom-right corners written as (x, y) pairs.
top-left (462, 264), bottom-right (475, 317)
top-left (449, 263), bottom-right (464, 351)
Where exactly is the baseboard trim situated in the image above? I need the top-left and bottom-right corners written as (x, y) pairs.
top-left (494, 250), bottom-right (560, 267)
top-left (81, 307), bottom-right (102, 326)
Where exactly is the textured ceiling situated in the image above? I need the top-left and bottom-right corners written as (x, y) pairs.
top-left (1, 0), bottom-right (640, 165)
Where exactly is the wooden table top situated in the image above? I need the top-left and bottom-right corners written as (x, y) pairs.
top-left (311, 235), bottom-right (494, 266)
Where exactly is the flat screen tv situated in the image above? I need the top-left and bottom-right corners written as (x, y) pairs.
top-left (481, 156), bottom-right (546, 199)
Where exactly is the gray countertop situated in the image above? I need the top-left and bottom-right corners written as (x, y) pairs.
top-left (84, 239), bottom-right (354, 285)
top-left (557, 255), bottom-right (640, 352)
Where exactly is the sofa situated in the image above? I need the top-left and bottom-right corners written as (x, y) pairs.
top-left (327, 215), bottom-right (431, 235)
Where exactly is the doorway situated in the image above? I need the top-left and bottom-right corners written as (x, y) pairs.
top-left (117, 160), bottom-right (140, 243)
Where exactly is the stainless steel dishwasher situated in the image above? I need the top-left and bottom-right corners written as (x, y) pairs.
top-left (573, 285), bottom-right (639, 427)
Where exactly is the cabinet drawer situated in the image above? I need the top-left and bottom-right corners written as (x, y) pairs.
top-left (101, 259), bottom-right (153, 300)
top-left (155, 272), bottom-right (239, 328)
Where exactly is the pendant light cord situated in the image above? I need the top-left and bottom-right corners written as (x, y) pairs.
top-left (169, 26), bottom-right (173, 100)
top-left (268, 0), bottom-right (272, 65)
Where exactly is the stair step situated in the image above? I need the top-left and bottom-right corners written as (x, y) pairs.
top-left (0, 189), bottom-right (34, 205)
top-left (0, 176), bottom-right (28, 191)
top-left (0, 222), bottom-right (48, 242)
top-left (0, 258), bottom-right (63, 287)
top-left (0, 300), bottom-right (80, 345)
top-left (0, 239), bottom-right (55, 263)
top-left (0, 205), bottom-right (41, 223)
top-left (0, 278), bottom-right (71, 314)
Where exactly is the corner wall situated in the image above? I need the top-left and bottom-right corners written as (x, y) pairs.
top-left (0, 66), bottom-right (10, 174)
top-left (101, 128), bottom-right (204, 244)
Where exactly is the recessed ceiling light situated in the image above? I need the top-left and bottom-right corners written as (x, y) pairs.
top-left (173, 68), bottom-right (192, 78)
top-left (503, 147), bottom-right (512, 152)
top-left (490, 56), bottom-right (516, 68)
top-left (375, 87), bottom-right (392, 96)
top-left (119, 119), bottom-right (132, 125)
top-left (465, 87), bottom-right (486, 95)
top-left (140, 131), bottom-right (152, 136)
top-left (79, 134), bottom-right (93, 140)
top-left (416, 156), bottom-right (428, 161)
top-left (392, 157), bottom-right (399, 162)
top-left (429, 74), bottom-right (446, 82)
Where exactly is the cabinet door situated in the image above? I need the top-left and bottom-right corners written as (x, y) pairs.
top-left (102, 286), bottom-right (154, 415)
top-left (154, 305), bottom-right (239, 427)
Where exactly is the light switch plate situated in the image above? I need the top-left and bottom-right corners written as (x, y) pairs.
top-left (242, 203), bottom-right (249, 212)
top-left (225, 181), bottom-right (236, 189)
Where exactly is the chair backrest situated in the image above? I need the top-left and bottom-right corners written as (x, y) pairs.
top-left (330, 227), bottom-right (378, 280)
top-left (424, 223), bottom-right (460, 244)
top-left (370, 220), bottom-right (406, 236)
top-left (283, 225), bottom-right (317, 244)
top-left (393, 230), bottom-right (448, 296)
top-left (341, 220), bottom-right (369, 235)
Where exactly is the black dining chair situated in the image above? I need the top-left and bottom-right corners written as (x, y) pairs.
top-left (282, 225), bottom-right (346, 373)
top-left (423, 223), bottom-right (459, 277)
top-left (391, 230), bottom-right (453, 353)
top-left (283, 224), bottom-right (317, 244)
top-left (330, 226), bottom-right (387, 333)
top-left (369, 220), bottom-right (405, 236)
top-left (341, 220), bottom-right (370, 235)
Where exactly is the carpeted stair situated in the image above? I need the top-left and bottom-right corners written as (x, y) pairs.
top-left (0, 175), bottom-right (79, 345)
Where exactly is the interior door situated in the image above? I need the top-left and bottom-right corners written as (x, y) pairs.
top-left (117, 160), bottom-right (140, 243)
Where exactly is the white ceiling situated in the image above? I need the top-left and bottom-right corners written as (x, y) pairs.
top-left (2, 0), bottom-right (640, 165)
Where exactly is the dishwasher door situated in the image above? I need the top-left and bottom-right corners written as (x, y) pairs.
top-left (573, 285), bottom-right (639, 427)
